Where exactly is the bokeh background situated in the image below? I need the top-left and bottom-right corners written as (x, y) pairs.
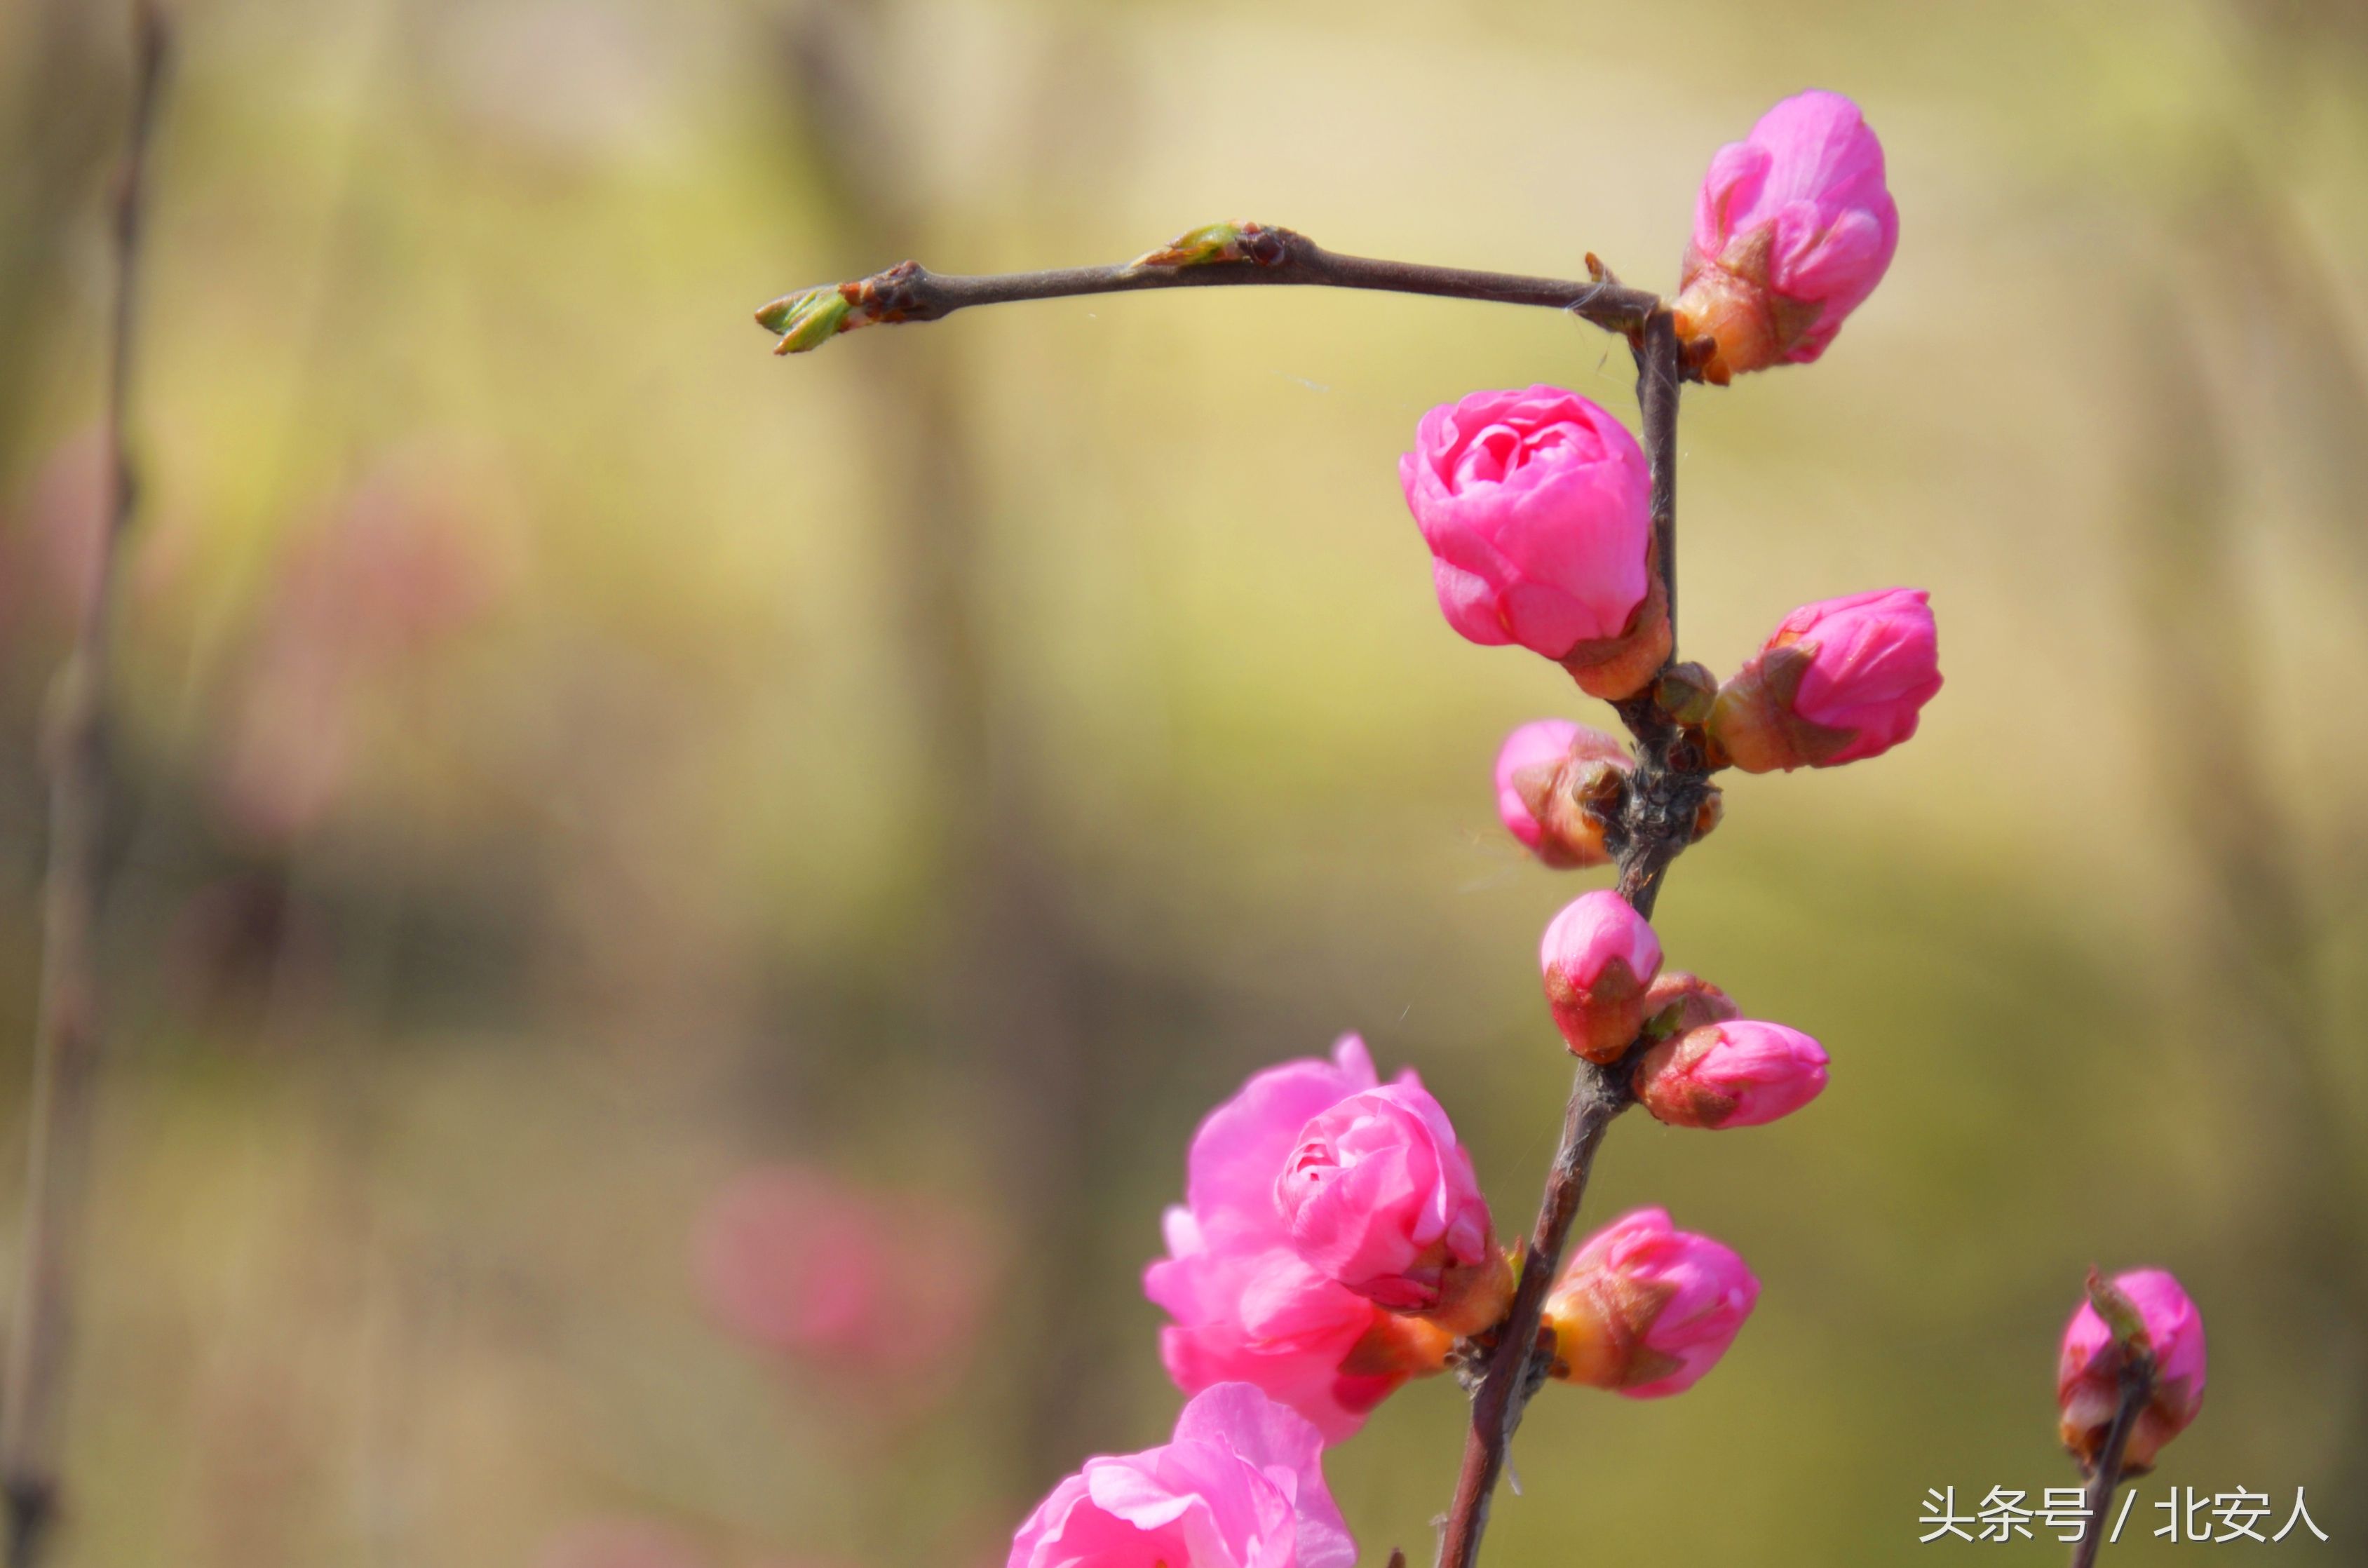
top-left (0, 0), bottom-right (2363, 1562)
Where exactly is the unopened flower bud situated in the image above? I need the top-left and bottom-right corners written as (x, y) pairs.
top-left (1128, 219), bottom-right (1287, 270)
top-left (1539, 891), bottom-right (1663, 1062)
top-left (1632, 1019), bottom-right (1829, 1130)
top-left (1637, 971), bottom-right (1740, 1039)
top-left (2058, 1268), bottom-right (2206, 1475)
top-left (1706, 588), bottom-right (1941, 773)
top-left (757, 286), bottom-right (853, 355)
top-left (1494, 720), bottom-right (1630, 870)
top-left (1654, 661), bottom-right (1719, 726)
top-left (1276, 1081), bottom-right (1512, 1337)
top-left (1543, 1208), bottom-right (1758, 1397)
top-left (1399, 387), bottom-right (1664, 698)
top-left (1671, 91), bottom-right (1899, 385)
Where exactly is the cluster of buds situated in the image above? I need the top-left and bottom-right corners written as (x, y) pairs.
top-left (1535, 892), bottom-right (1830, 1129)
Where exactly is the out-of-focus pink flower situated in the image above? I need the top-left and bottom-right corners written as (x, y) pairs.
top-left (1632, 1020), bottom-right (1829, 1130)
top-left (1493, 720), bottom-right (1630, 870)
top-left (1398, 387), bottom-right (1667, 698)
top-left (211, 446), bottom-right (510, 845)
top-left (1008, 1383), bottom-right (1355, 1568)
top-left (1539, 891), bottom-right (1663, 1062)
top-left (535, 1519), bottom-right (710, 1568)
top-left (1275, 1080), bottom-right (1510, 1336)
top-left (2058, 1269), bottom-right (2207, 1474)
top-left (1542, 1208), bottom-right (1758, 1398)
top-left (1672, 90), bottom-right (1899, 383)
top-left (693, 1165), bottom-right (985, 1386)
top-left (1145, 1037), bottom-right (1454, 1440)
top-left (1707, 588), bottom-right (1940, 773)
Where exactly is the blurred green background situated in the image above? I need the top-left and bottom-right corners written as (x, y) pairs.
top-left (0, 0), bottom-right (2364, 1562)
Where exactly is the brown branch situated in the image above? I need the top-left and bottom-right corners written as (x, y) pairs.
top-left (2068, 1354), bottom-right (2155, 1568)
top-left (754, 224), bottom-right (1668, 353)
top-left (1435, 311), bottom-right (1700, 1568)
top-left (0, 6), bottom-right (168, 1563)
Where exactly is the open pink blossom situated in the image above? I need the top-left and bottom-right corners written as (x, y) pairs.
top-left (1145, 1037), bottom-right (1453, 1439)
top-left (1398, 387), bottom-right (1665, 697)
top-left (1275, 1080), bottom-right (1509, 1334)
top-left (1707, 588), bottom-right (1941, 773)
top-left (1493, 719), bottom-right (1629, 870)
top-left (1632, 1019), bottom-right (1829, 1130)
top-left (1543, 1208), bottom-right (1759, 1398)
top-left (1008, 1382), bottom-right (1355, 1568)
top-left (1539, 891), bottom-right (1664, 1062)
top-left (2058, 1269), bottom-right (2207, 1474)
top-left (1674, 90), bottom-right (1899, 382)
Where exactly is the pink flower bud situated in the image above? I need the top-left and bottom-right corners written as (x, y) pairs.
top-left (1494, 720), bottom-right (1630, 870)
top-left (1638, 971), bottom-right (1740, 1036)
top-left (1399, 387), bottom-right (1668, 698)
top-left (1276, 1081), bottom-right (1511, 1336)
top-left (1539, 891), bottom-right (1663, 1062)
top-left (1145, 1036), bottom-right (1454, 1438)
top-left (1632, 1020), bottom-right (1829, 1129)
top-left (1672, 90), bottom-right (1899, 384)
top-left (1543, 1208), bottom-right (1759, 1397)
top-left (1707, 588), bottom-right (1941, 773)
top-left (1008, 1382), bottom-right (1356, 1568)
top-left (2058, 1269), bottom-right (2207, 1475)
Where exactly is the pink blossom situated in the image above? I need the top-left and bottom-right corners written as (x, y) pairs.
top-left (1275, 1081), bottom-right (1508, 1334)
top-left (1632, 1020), bottom-right (1829, 1130)
top-left (1144, 1037), bottom-right (1452, 1439)
top-left (1674, 90), bottom-right (1899, 382)
top-left (1538, 891), bottom-right (1663, 1062)
top-left (1008, 1383), bottom-right (1355, 1568)
top-left (693, 1165), bottom-right (984, 1385)
top-left (1543, 1208), bottom-right (1759, 1398)
top-left (2058, 1269), bottom-right (2207, 1473)
top-left (1707, 588), bottom-right (1941, 773)
top-left (1398, 387), bottom-right (1662, 694)
top-left (1493, 720), bottom-right (1629, 870)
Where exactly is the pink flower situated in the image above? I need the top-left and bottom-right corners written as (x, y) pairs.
top-left (1145, 1037), bottom-right (1453, 1440)
top-left (1673, 90), bottom-right (1899, 383)
top-left (1706, 588), bottom-right (1941, 773)
top-left (1398, 387), bottom-right (1666, 697)
top-left (1538, 891), bottom-right (1663, 1062)
top-left (1275, 1081), bottom-right (1510, 1335)
top-left (1008, 1383), bottom-right (1355, 1568)
top-left (2058, 1269), bottom-right (2207, 1474)
top-left (692, 1165), bottom-right (985, 1386)
top-left (1632, 1020), bottom-right (1829, 1130)
top-left (1493, 720), bottom-right (1630, 870)
top-left (1542, 1208), bottom-right (1759, 1398)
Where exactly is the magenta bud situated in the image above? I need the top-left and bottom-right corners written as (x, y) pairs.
top-left (1671, 90), bottom-right (1900, 384)
top-left (1633, 1019), bottom-right (1828, 1129)
top-left (1707, 588), bottom-right (1941, 772)
top-left (1494, 719), bottom-right (1630, 870)
top-left (1539, 891), bottom-right (1663, 1062)
top-left (2058, 1268), bottom-right (2207, 1475)
top-left (1543, 1208), bottom-right (1759, 1397)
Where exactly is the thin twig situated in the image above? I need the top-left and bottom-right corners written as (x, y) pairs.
top-left (1434, 311), bottom-right (1698, 1568)
top-left (2068, 1358), bottom-right (2153, 1568)
top-left (0, 6), bottom-right (169, 1563)
top-left (756, 225), bottom-right (1667, 351)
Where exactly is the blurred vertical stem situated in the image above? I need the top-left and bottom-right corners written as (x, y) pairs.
top-left (779, 0), bottom-right (1113, 1507)
top-left (0, 5), bottom-right (168, 1564)
top-left (1435, 310), bottom-right (1696, 1568)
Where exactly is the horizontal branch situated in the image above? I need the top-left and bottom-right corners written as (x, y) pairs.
top-left (755, 222), bottom-right (1666, 353)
